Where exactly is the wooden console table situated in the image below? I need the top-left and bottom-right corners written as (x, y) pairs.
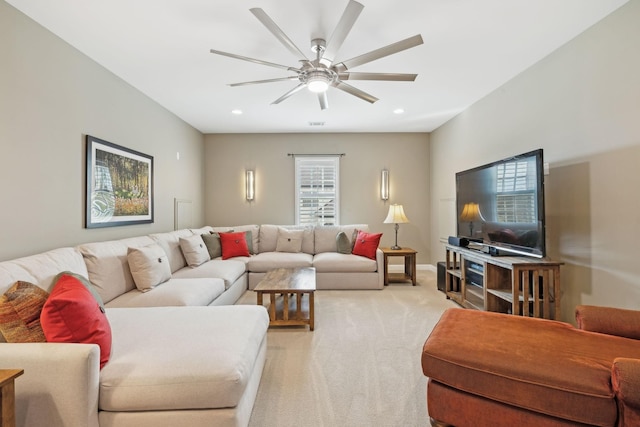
top-left (445, 245), bottom-right (562, 320)
top-left (381, 247), bottom-right (417, 286)
top-left (0, 369), bottom-right (23, 427)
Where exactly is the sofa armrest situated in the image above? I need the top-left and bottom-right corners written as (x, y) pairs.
top-left (612, 358), bottom-right (640, 426)
top-left (0, 343), bottom-right (100, 427)
top-left (575, 305), bottom-right (640, 340)
top-left (376, 248), bottom-right (384, 287)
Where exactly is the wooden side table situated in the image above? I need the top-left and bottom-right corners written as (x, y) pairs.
top-left (0, 369), bottom-right (23, 427)
top-left (381, 247), bottom-right (417, 286)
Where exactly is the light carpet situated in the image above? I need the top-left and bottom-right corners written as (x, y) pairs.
top-left (236, 268), bottom-right (459, 427)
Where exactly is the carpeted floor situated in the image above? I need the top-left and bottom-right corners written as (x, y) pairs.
top-left (236, 268), bottom-right (459, 427)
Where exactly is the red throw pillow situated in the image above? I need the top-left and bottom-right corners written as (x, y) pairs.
top-left (40, 273), bottom-right (112, 369)
top-left (352, 230), bottom-right (383, 260)
top-left (219, 231), bottom-right (250, 259)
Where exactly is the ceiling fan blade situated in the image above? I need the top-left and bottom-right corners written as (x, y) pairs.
top-left (318, 92), bottom-right (329, 110)
top-left (335, 34), bottom-right (424, 72)
top-left (229, 76), bottom-right (300, 87)
top-left (321, 0), bottom-right (364, 66)
top-left (271, 83), bottom-right (307, 105)
top-left (333, 81), bottom-right (378, 104)
top-left (210, 49), bottom-right (298, 72)
top-left (339, 72), bottom-right (418, 81)
top-left (250, 8), bottom-right (309, 60)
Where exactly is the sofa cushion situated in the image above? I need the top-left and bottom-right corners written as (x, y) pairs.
top-left (189, 226), bottom-right (214, 235)
top-left (100, 305), bottom-right (269, 411)
top-left (0, 247), bottom-right (89, 295)
top-left (247, 252), bottom-right (313, 273)
top-left (79, 236), bottom-right (154, 304)
top-left (276, 228), bottom-right (304, 253)
top-left (127, 244), bottom-right (172, 292)
top-left (0, 281), bottom-right (48, 342)
top-left (421, 308), bottom-right (640, 426)
top-left (352, 230), bottom-right (383, 260)
top-left (220, 232), bottom-right (251, 259)
top-left (105, 278), bottom-right (225, 308)
top-left (179, 234), bottom-right (211, 267)
top-left (172, 259), bottom-right (246, 290)
top-left (41, 273), bottom-right (112, 369)
top-left (149, 229), bottom-right (194, 273)
top-left (314, 224), bottom-right (369, 254)
top-left (312, 252), bottom-right (378, 273)
top-left (259, 225), bottom-right (314, 254)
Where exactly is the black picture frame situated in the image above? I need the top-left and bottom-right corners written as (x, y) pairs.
top-left (85, 135), bottom-right (154, 228)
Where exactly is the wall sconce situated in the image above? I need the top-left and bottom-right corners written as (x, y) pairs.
top-left (380, 169), bottom-right (389, 201)
top-left (245, 170), bottom-right (255, 201)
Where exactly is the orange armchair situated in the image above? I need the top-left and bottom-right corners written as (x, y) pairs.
top-left (421, 306), bottom-right (640, 427)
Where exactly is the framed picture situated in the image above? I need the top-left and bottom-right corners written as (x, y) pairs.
top-left (86, 135), bottom-right (154, 228)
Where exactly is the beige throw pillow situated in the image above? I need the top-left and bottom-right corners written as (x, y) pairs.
top-left (275, 228), bottom-right (304, 253)
top-left (179, 234), bottom-right (211, 267)
top-left (127, 244), bottom-right (171, 292)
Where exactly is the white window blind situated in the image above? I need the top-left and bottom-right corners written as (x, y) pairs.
top-left (496, 160), bottom-right (536, 223)
top-left (295, 156), bottom-right (340, 226)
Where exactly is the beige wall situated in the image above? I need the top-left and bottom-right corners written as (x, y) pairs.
top-left (429, 0), bottom-right (640, 321)
top-left (204, 133), bottom-right (432, 263)
top-left (0, 2), bottom-right (205, 261)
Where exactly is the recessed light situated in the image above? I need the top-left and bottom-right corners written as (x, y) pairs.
top-left (231, 109), bottom-right (243, 115)
top-left (393, 108), bottom-right (405, 114)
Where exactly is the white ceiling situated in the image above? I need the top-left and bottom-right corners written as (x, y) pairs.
top-left (6, 0), bottom-right (628, 133)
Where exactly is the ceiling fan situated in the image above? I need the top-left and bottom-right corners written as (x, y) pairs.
top-left (209, 0), bottom-right (424, 110)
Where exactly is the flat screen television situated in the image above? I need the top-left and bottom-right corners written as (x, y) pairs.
top-left (456, 149), bottom-right (546, 258)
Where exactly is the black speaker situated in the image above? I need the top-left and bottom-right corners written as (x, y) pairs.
top-left (448, 236), bottom-right (469, 247)
top-left (437, 262), bottom-right (446, 292)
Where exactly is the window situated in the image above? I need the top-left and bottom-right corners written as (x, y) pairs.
top-left (496, 160), bottom-right (536, 223)
top-left (295, 156), bottom-right (339, 226)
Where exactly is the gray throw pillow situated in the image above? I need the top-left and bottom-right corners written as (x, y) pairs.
top-left (336, 231), bottom-right (352, 254)
top-left (201, 232), bottom-right (222, 259)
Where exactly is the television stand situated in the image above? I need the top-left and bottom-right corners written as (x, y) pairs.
top-left (444, 245), bottom-right (562, 320)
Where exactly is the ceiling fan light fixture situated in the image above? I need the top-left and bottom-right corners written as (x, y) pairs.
top-left (307, 74), bottom-right (330, 93)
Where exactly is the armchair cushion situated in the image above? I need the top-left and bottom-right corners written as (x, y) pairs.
top-left (613, 358), bottom-right (640, 407)
top-left (576, 305), bottom-right (640, 340)
top-left (422, 308), bottom-right (640, 426)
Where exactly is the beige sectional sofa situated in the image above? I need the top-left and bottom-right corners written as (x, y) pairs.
top-left (246, 224), bottom-right (383, 290)
top-left (0, 246), bottom-right (268, 427)
top-left (0, 223), bottom-right (382, 427)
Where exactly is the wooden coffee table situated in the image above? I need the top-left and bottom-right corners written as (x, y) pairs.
top-left (254, 267), bottom-right (316, 331)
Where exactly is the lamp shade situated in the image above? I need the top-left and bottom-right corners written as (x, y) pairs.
top-left (383, 204), bottom-right (409, 224)
top-left (459, 203), bottom-right (484, 222)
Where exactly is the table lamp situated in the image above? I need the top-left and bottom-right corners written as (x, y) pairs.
top-left (383, 204), bottom-right (409, 250)
top-left (459, 202), bottom-right (484, 237)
